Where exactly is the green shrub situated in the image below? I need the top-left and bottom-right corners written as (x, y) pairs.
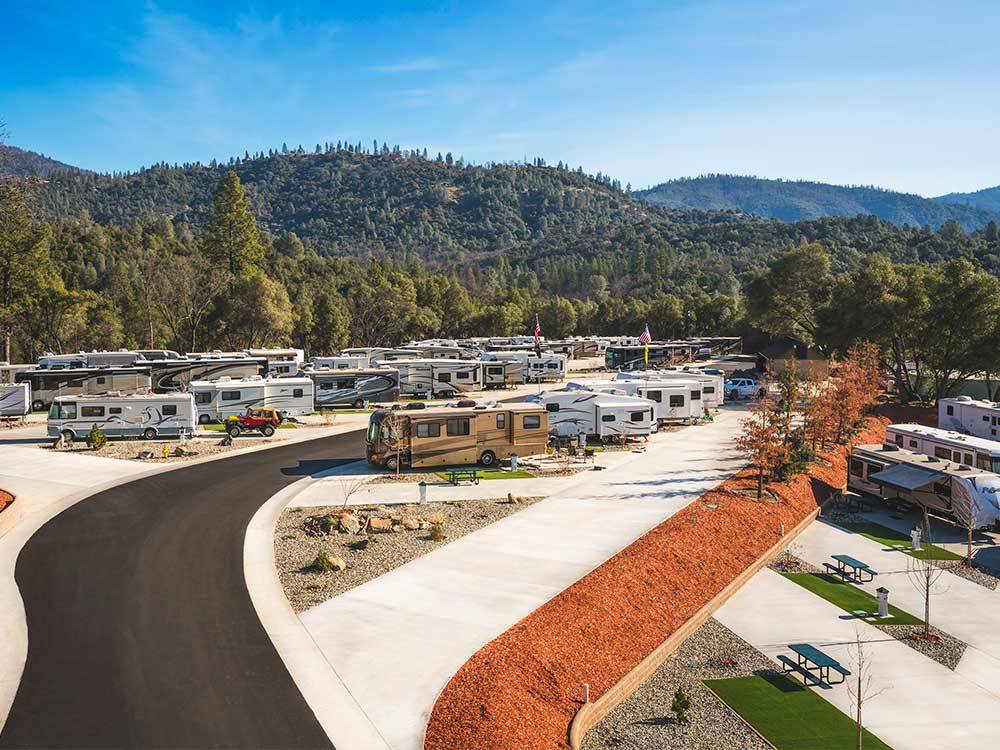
top-left (312, 551), bottom-right (336, 572)
top-left (671, 686), bottom-right (691, 725)
top-left (86, 423), bottom-right (107, 450)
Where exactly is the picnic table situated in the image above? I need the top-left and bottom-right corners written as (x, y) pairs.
top-left (445, 468), bottom-right (480, 485)
top-left (824, 554), bottom-right (877, 583)
top-left (780, 643), bottom-right (851, 685)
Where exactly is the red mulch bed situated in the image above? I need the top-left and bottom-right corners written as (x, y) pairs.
top-left (873, 402), bottom-right (936, 427)
top-left (0, 490), bottom-right (12, 514)
top-left (424, 418), bottom-right (889, 750)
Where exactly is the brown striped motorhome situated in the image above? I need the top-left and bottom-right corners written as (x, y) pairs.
top-left (366, 402), bottom-right (548, 470)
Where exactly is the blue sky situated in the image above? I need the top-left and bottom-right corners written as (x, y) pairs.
top-left (3, 0), bottom-right (999, 195)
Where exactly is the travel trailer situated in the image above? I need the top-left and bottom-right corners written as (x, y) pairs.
top-left (48, 393), bottom-right (198, 442)
top-left (885, 424), bottom-right (1000, 473)
top-left (17, 367), bottom-right (152, 411)
top-left (388, 359), bottom-right (484, 398)
top-left (36, 353), bottom-right (88, 370)
top-left (0, 363), bottom-right (35, 385)
top-left (189, 376), bottom-right (314, 422)
top-left (0, 383), bottom-right (30, 417)
top-left (583, 378), bottom-right (704, 424)
top-left (482, 359), bottom-right (525, 388)
top-left (366, 402), bottom-right (548, 470)
top-left (143, 356), bottom-right (266, 392)
top-left (604, 343), bottom-right (696, 371)
top-left (481, 351), bottom-right (566, 382)
top-left (529, 389), bottom-right (657, 440)
top-left (618, 369), bottom-right (725, 408)
top-left (309, 368), bottom-right (401, 408)
top-left (938, 396), bottom-right (1000, 439)
top-left (848, 443), bottom-right (1000, 528)
top-left (307, 356), bottom-right (368, 371)
top-left (246, 348), bottom-right (305, 366)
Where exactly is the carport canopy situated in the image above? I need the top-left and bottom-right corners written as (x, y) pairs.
top-left (867, 463), bottom-right (947, 491)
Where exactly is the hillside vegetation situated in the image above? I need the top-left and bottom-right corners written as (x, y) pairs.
top-left (936, 184), bottom-right (1000, 213)
top-left (0, 145), bottom-right (84, 178)
top-left (637, 174), bottom-right (1000, 231)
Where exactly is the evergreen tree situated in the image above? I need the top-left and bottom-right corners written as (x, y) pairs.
top-left (201, 171), bottom-right (264, 277)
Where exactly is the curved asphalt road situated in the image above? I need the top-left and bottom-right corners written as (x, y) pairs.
top-left (0, 430), bottom-right (364, 749)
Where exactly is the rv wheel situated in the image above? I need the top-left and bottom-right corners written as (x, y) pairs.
top-left (198, 414), bottom-right (211, 425)
top-left (728, 390), bottom-right (739, 402)
top-left (142, 428), bottom-right (157, 440)
top-left (353, 399), bottom-right (364, 409)
top-left (479, 450), bottom-right (497, 467)
top-left (385, 456), bottom-right (399, 471)
top-left (261, 424), bottom-right (276, 437)
top-left (32, 400), bottom-right (44, 412)
top-left (60, 430), bottom-right (74, 444)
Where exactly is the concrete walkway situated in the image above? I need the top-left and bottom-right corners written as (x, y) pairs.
top-left (716, 568), bottom-right (1000, 749)
top-left (793, 518), bottom-right (1000, 695)
top-left (290, 407), bottom-right (745, 750)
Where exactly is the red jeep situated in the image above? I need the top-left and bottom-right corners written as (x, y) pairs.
top-left (225, 406), bottom-right (283, 438)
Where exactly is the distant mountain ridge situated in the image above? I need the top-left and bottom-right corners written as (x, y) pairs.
top-left (637, 174), bottom-right (1000, 231)
top-left (934, 184), bottom-right (1000, 213)
top-left (0, 145), bottom-right (84, 178)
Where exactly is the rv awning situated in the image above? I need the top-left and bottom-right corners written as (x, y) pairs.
top-left (867, 463), bottom-right (946, 491)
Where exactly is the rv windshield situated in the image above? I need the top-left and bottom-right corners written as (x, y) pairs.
top-left (366, 413), bottom-right (383, 445)
top-left (48, 402), bottom-right (77, 420)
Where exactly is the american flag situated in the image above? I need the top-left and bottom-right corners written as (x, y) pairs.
top-left (638, 324), bottom-right (652, 345)
top-left (533, 315), bottom-right (542, 350)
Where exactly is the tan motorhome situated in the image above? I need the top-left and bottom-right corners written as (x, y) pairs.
top-left (366, 402), bottom-right (548, 469)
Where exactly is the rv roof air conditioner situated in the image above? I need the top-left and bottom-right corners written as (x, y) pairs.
top-left (405, 402), bottom-right (426, 410)
top-left (882, 443), bottom-right (900, 451)
top-left (956, 396), bottom-right (973, 402)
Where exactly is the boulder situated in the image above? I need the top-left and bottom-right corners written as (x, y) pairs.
top-left (339, 514), bottom-right (361, 534)
top-left (329, 556), bottom-right (347, 572)
top-left (137, 450), bottom-right (155, 460)
top-left (368, 517), bottom-right (393, 533)
top-left (402, 517), bottom-right (421, 530)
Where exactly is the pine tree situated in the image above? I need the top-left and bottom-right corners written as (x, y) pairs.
top-left (201, 171), bottom-right (264, 277)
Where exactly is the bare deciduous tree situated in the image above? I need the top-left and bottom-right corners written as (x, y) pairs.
top-left (951, 479), bottom-right (981, 566)
top-left (904, 513), bottom-right (950, 637)
top-left (846, 628), bottom-right (890, 750)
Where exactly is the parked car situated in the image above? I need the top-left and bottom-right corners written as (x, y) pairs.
top-left (224, 406), bottom-right (283, 437)
top-left (725, 377), bottom-right (765, 400)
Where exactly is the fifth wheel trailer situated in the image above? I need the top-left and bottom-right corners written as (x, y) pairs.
top-left (528, 389), bottom-right (657, 440)
top-left (387, 359), bottom-right (484, 398)
top-left (938, 396), bottom-right (1000, 439)
top-left (0, 383), bottom-right (30, 417)
top-left (885, 423), bottom-right (1000, 473)
top-left (580, 378), bottom-right (704, 424)
top-left (188, 376), bottom-right (314, 422)
top-left (17, 367), bottom-right (152, 411)
top-left (308, 369), bottom-right (401, 408)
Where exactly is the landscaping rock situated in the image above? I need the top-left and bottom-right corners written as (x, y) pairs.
top-left (368, 517), bottom-right (393, 533)
top-left (328, 556), bottom-right (347, 572)
top-left (402, 517), bottom-right (421, 530)
top-left (136, 450), bottom-right (155, 460)
top-left (339, 514), bottom-right (361, 534)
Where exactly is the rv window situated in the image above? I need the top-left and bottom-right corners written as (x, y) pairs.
top-left (946, 405), bottom-right (954, 416)
top-left (523, 415), bottom-right (541, 429)
top-left (849, 459), bottom-right (864, 478)
top-left (669, 395), bottom-right (684, 407)
top-left (646, 391), bottom-right (662, 402)
top-left (109, 407), bottom-right (122, 414)
top-left (690, 390), bottom-right (701, 400)
top-left (222, 391), bottom-right (241, 401)
top-left (496, 414), bottom-right (506, 429)
top-left (894, 434), bottom-right (903, 446)
top-left (629, 411), bottom-right (645, 423)
top-left (49, 402), bottom-right (77, 420)
top-left (81, 406), bottom-right (105, 417)
top-left (601, 414), bottom-right (615, 422)
top-left (319, 382), bottom-right (333, 390)
top-left (934, 447), bottom-right (951, 460)
top-left (488, 366), bottom-right (502, 375)
top-left (977, 455), bottom-right (991, 471)
top-left (337, 379), bottom-right (354, 389)
top-left (457, 372), bottom-right (470, 380)
top-left (953, 451), bottom-right (961, 463)
top-left (703, 386), bottom-right (715, 394)
top-left (162, 405), bottom-right (177, 416)
top-left (985, 416), bottom-right (991, 422)
top-left (546, 362), bottom-right (559, 369)
top-left (96, 377), bottom-right (106, 385)
top-left (195, 392), bottom-right (212, 405)
top-left (416, 423), bottom-right (441, 438)
top-left (909, 440), bottom-right (917, 448)
top-left (546, 403), bottom-right (560, 412)
top-left (293, 388), bottom-right (303, 398)
top-left (438, 373), bottom-right (452, 383)
top-left (447, 417), bottom-right (470, 436)
top-left (964, 453), bottom-right (974, 465)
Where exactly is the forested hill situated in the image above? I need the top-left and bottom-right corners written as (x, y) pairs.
top-left (935, 184), bottom-right (1000, 213)
top-left (636, 174), bottom-right (1000, 231)
top-left (0, 145), bottom-right (84, 177)
top-left (29, 148), bottom-right (658, 262)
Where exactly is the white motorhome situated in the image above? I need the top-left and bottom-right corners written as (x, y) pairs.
top-left (48, 393), bottom-right (197, 442)
top-left (482, 359), bottom-right (525, 388)
top-left (189, 376), bottom-right (314, 422)
top-left (618, 369), bottom-right (724, 407)
top-left (482, 351), bottom-right (566, 382)
top-left (309, 369), bottom-right (401, 408)
top-left (386, 359), bottom-right (484, 398)
top-left (17, 367), bottom-right (152, 411)
top-left (0, 383), bottom-right (30, 417)
top-left (886, 423), bottom-right (1000, 473)
top-left (529, 389), bottom-right (656, 441)
top-left (583, 378), bottom-right (704, 425)
top-left (938, 396), bottom-right (1000, 439)
top-left (849, 443), bottom-right (1000, 529)
top-left (307, 356), bottom-right (368, 371)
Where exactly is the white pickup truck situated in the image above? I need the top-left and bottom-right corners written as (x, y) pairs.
top-left (725, 377), bottom-right (766, 400)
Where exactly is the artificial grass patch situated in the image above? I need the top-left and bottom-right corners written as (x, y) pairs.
top-left (435, 468), bottom-right (534, 481)
top-left (705, 674), bottom-right (892, 750)
top-left (782, 573), bottom-right (920, 625)
top-left (840, 521), bottom-right (963, 562)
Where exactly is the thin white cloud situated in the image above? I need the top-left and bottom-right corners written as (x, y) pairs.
top-left (371, 57), bottom-right (445, 74)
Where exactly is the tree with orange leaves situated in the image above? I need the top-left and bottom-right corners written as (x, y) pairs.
top-left (830, 342), bottom-right (882, 442)
top-left (736, 390), bottom-right (789, 499)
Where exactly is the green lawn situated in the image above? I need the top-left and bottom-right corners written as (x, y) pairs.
top-left (840, 521), bottom-right (963, 562)
top-left (782, 573), bottom-right (920, 625)
top-left (201, 422), bottom-right (297, 431)
top-left (706, 674), bottom-right (892, 750)
top-left (434, 468), bottom-right (534, 481)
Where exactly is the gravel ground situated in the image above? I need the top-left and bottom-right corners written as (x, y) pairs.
top-left (948, 561), bottom-right (1000, 590)
top-left (583, 619), bottom-right (772, 750)
top-left (767, 552), bottom-right (823, 574)
top-left (276, 497), bottom-right (541, 612)
top-left (872, 622), bottom-right (967, 670)
top-left (43, 436), bottom-right (269, 462)
top-left (367, 472), bottom-right (440, 485)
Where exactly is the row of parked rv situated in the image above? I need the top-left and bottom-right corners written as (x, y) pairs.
top-left (848, 397), bottom-right (1000, 531)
